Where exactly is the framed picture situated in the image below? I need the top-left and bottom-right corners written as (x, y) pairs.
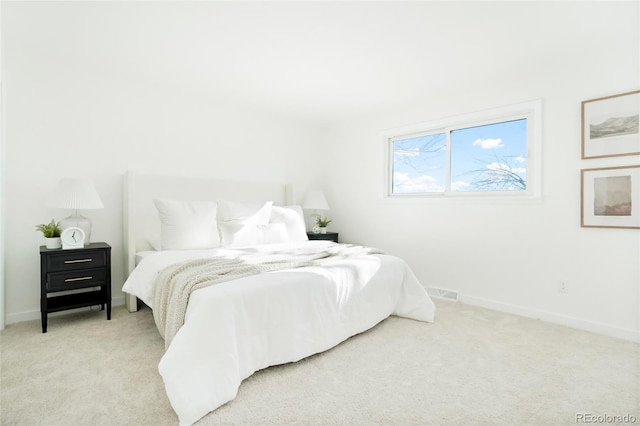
top-left (581, 165), bottom-right (640, 229)
top-left (581, 90), bottom-right (640, 159)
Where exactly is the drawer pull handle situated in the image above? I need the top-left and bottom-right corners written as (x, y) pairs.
top-left (64, 259), bottom-right (92, 264)
top-left (64, 276), bottom-right (93, 283)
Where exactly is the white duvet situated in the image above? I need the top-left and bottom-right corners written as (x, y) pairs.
top-left (122, 241), bottom-right (435, 425)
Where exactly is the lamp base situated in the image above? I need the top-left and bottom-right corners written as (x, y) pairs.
top-left (60, 210), bottom-right (92, 245)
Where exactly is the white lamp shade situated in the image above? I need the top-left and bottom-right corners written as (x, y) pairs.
top-left (46, 178), bottom-right (104, 210)
top-left (302, 191), bottom-right (330, 210)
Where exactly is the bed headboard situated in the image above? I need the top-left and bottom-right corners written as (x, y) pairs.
top-left (122, 171), bottom-right (292, 310)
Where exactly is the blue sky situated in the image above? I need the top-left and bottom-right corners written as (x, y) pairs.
top-left (393, 119), bottom-right (527, 193)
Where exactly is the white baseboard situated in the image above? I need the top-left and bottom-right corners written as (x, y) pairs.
top-left (5, 295), bottom-right (126, 325)
top-left (459, 294), bottom-right (640, 343)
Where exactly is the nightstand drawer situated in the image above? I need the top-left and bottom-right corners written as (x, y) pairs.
top-left (46, 251), bottom-right (106, 272)
top-left (47, 268), bottom-right (107, 291)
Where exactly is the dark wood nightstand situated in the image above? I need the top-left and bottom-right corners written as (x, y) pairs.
top-left (307, 232), bottom-right (339, 243)
top-left (39, 242), bottom-right (112, 333)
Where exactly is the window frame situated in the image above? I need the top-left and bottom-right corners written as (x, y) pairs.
top-left (383, 99), bottom-right (542, 201)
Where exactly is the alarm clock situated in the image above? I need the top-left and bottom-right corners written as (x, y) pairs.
top-left (61, 227), bottom-right (85, 249)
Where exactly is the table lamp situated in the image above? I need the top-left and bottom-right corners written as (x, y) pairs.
top-left (46, 178), bottom-right (104, 245)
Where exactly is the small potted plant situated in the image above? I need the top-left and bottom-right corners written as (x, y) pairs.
top-left (315, 216), bottom-right (332, 234)
top-left (36, 219), bottom-right (62, 249)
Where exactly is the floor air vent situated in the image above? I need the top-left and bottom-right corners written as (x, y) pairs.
top-left (427, 287), bottom-right (459, 301)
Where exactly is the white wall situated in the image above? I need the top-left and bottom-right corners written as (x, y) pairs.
top-left (321, 2), bottom-right (640, 341)
top-left (2, 45), bottom-right (322, 323)
top-left (0, 1), bottom-right (5, 330)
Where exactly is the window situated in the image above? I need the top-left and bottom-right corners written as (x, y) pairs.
top-left (385, 100), bottom-right (541, 198)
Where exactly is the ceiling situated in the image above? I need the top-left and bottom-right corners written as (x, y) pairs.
top-left (4, 1), bottom-right (635, 125)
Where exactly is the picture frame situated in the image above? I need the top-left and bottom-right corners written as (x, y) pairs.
top-left (581, 90), bottom-right (640, 159)
top-left (581, 165), bottom-right (640, 229)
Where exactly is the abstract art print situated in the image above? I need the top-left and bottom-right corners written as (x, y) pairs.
top-left (581, 90), bottom-right (640, 159)
top-left (581, 165), bottom-right (640, 229)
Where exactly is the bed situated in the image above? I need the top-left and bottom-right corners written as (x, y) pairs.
top-left (121, 171), bottom-right (436, 425)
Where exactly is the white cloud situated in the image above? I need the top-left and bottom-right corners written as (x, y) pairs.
top-left (473, 138), bottom-right (503, 149)
top-left (487, 162), bottom-right (510, 171)
top-left (393, 172), bottom-right (443, 193)
top-left (486, 162), bottom-right (525, 174)
top-left (395, 148), bottom-right (420, 157)
top-left (451, 181), bottom-right (470, 191)
top-left (515, 155), bottom-right (526, 163)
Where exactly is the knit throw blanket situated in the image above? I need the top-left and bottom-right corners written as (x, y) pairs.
top-left (153, 244), bottom-right (381, 348)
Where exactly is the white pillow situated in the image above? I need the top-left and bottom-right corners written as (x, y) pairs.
top-left (256, 222), bottom-right (289, 245)
top-left (270, 205), bottom-right (309, 242)
top-left (153, 198), bottom-right (220, 250)
top-left (216, 200), bottom-right (273, 247)
top-left (146, 233), bottom-right (162, 251)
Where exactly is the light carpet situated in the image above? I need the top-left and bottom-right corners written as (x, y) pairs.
top-left (1, 300), bottom-right (638, 425)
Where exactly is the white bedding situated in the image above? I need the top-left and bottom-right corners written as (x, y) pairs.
top-left (122, 240), bottom-right (435, 425)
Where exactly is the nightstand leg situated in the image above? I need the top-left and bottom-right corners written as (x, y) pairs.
top-left (107, 302), bottom-right (111, 320)
top-left (41, 312), bottom-right (47, 333)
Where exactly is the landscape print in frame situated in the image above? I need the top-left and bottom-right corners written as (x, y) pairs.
top-left (581, 165), bottom-right (640, 229)
top-left (581, 90), bottom-right (640, 159)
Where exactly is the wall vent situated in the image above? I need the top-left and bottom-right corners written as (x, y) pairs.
top-left (427, 287), bottom-right (459, 301)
